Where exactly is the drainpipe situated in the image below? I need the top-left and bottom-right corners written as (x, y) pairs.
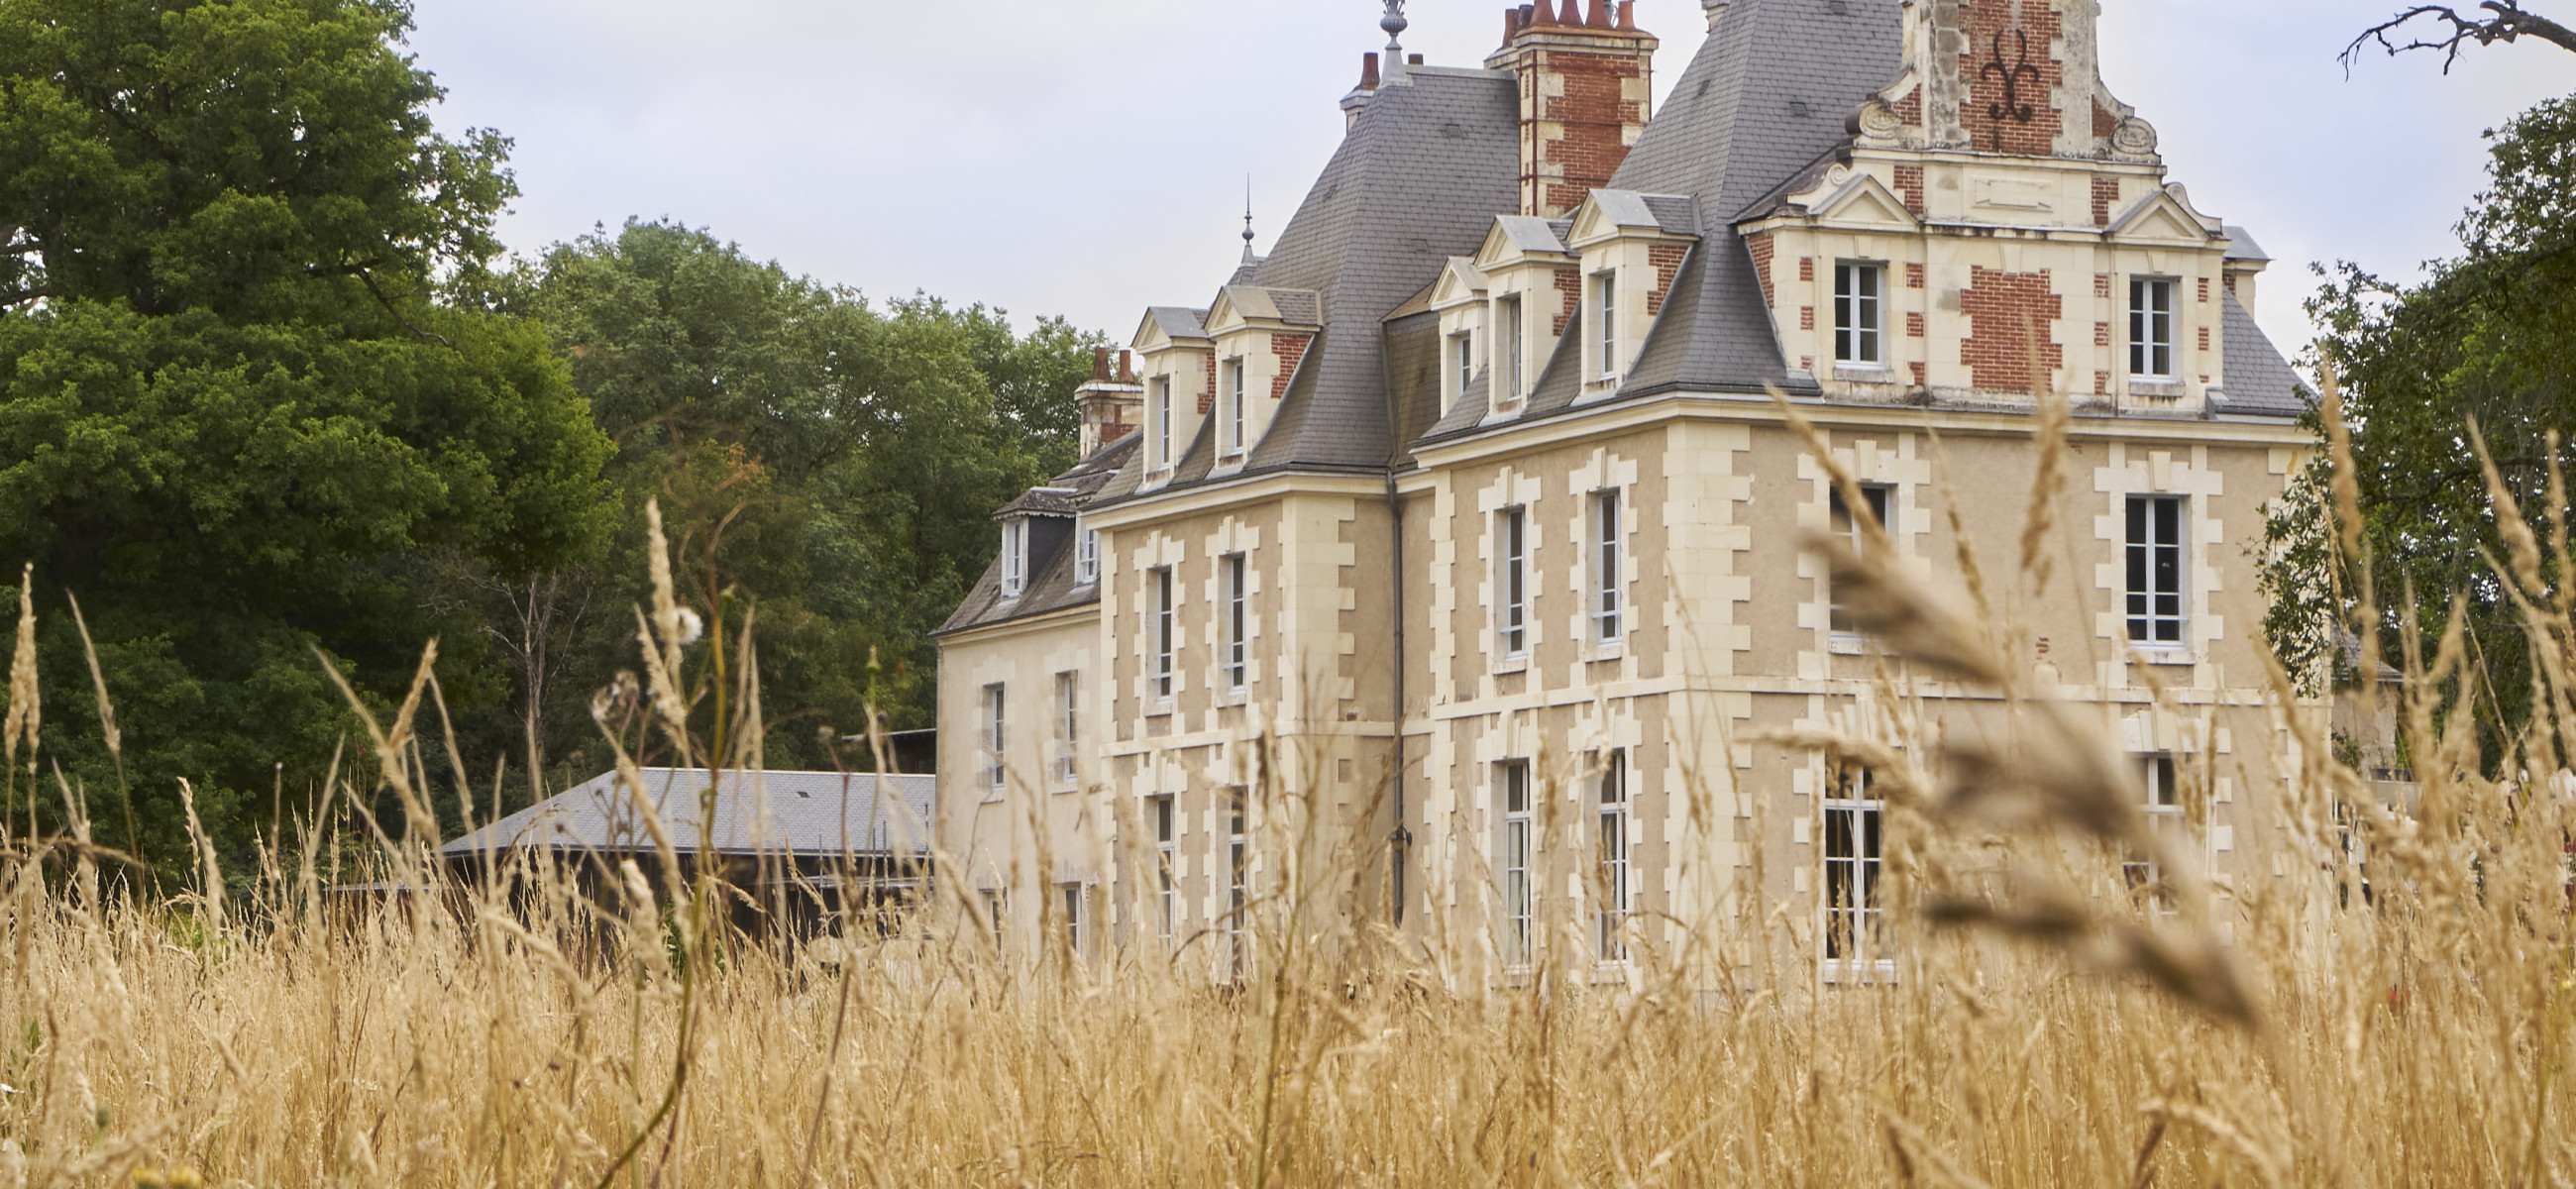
top-left (1385, 466), bottom-right (1410, 928)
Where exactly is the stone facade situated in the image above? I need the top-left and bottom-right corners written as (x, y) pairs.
top-left (935, 0), bottom-right (2314, 987)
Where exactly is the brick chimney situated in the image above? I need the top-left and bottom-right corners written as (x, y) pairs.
top-left (1485, 1), bottom-right (1658, 218)
top-left (1342, 52), bottom-right (1381, 130)
top-left (1075, 348), bottom-right (1143, 458)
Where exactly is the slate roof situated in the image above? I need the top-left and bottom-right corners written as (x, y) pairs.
top-left (1147, 306), bottom-right (1212, 342)
top-left (1607, 0), bottom-right (1901, 399)
top-left (996, 486), bottom-right (1080, 517)
top-left (1082, 0), bottom-right (2298, 489)
top-left (2222, 225), bottom-right (2272, 263)
top-left (1099, 63), bottom-right (1516, 498)
top-left (937, 434), bottom-right (1135, 636)
top-left (442, 768), bottom-right (936, 860)
top-left (2219, 291), bottom-right (2309, 418)
top-left (1491, 216), bottom-right (1575, 257)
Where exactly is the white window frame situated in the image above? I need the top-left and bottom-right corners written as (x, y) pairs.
top-left (1151, 565), bottom-right (1176, 702)
top-left (983, 683), bottom-right (1007, 790)
top-left (1597, 751), bottom-right (1631, 962)
top-left (1453, 329), bottom-right (1475, 397)
top-left (1059, 882), bottom-right (1085, 958)
top-left (1053, 670), bottom-right (1078, 787)
top-left (1151, 794), bottom-right (1178, 946)
top-left (2129, 276), bottom-right (2177, 379)
top-left (999, 517), bottom-right (1027, 597)
top-left (1828, 485), bottom-right (1892, 639)
top-left (1592, 488), bottom-right (1623, 643)
top-left (1074, 522), bottom-right (1099, 586)
top-left (1151, 376), bottom-right (1174, 470)
top-left (1822, 765), bottom-right (1891, 979)
top-left (1500, 761), bottom-right (1535, 968)
top-left (1223, 552), bottom-right (1248, 693)
top-left (1498, 295), bottom-right (1525, 404)
top-left (1498, 506), bottom-right (1529, 659)
top-left (2126, 495), bottom-right (2186, 648)
top-left (1594, 271), bottom-right (1619, 379)
top-left (1834, 261), bottom-right (1884, 367)
top-left (2125, 754), bottom-right (2185, 918)
top-left (983, 889), bottom-right (1007, 954)
top-left (1227, 787), bottom-right (1250, 981)
top-left (1225, 358), bottom-right (1247, 457)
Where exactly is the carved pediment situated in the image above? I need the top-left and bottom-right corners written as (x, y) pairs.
top-left (1804, 171), bottom-right (1921, 230)
top-left (2105, 188), bottom-right (2217, 246)
top-left (1475, 215), bottom-right (1573, 270)
top-left (1430, 258), bottom-right (1491, 311)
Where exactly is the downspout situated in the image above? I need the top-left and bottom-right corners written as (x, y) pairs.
top-left (1380, 332), bottom-right (1413, 930)
top-left (1385, 465), bottom-right (1410, 928)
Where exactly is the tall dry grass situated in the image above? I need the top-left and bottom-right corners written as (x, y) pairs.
top-left (0, 392), bottom-right (2569, 1188)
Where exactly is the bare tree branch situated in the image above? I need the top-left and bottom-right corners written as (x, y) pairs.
top-left (2345, 1), bottom-right (2576, 73)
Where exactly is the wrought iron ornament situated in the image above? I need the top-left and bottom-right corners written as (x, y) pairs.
top-left (1979, 27), bottom-right (2042, 152)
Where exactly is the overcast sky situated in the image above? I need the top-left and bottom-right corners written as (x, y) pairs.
top-left (406, 0), bottom-right (2570, 359)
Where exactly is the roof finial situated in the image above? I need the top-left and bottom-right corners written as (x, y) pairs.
top-left (1241, 176), bottom-right (1258, 266)
top-left (1381, 0), bottom-right (1409, 77)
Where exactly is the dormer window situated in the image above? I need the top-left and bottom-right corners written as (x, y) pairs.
top-left (1834, 262), bottom-right (1884, 367)
top-left (1595, 271), bottom-right (1619, 379)
top-left (1074, 521), bottom-right (1099, 586)
top-left (1454, 330), bottom-right (1475, 395)
top-left (1498, 295), bottom-right (1524, 403)
top-left (999, 517), bottom-right (1029, 597)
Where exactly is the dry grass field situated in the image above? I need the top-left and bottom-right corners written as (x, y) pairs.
top-left (2, 397), bottom-right (2572, 1188)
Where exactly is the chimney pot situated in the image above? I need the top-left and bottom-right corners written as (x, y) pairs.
top-left (1561, 0), bottom-right (1583, 26)
top-left (1090, 346), bottom-right (1111, 382)
top-left (1617, 0), bottom-right (1636, 29)
top-left (1359, 51), bottom-right (1381, 90)
top-left (1518, 3), bottom-right (1536, 26)
top-left (1586, 0), bottom-right (1612, 28)
top-left (1531, 0), bottom-right (1556, 25)
top-left (1408, 53), bottom-right (1424, 65)
top-left (1118, 351), bottom-right (1133, 383)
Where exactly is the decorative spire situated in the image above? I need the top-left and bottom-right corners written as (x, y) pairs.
top-left (1380, 0), bottom-right (1409, 76)
top-left (1240, 177), bottom-right (1258, 266)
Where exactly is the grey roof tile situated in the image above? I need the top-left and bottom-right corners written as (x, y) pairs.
top-left (443, 767), bottom-right (936, 860)
top-left (2219, 291), bottom-right (2308, 419)
top-left (1492, 215), bottom-right (1573, 256)
top-left (1101, 67), bottom-right (1516, 492)
top-left (2222, 226), bottom-right (2272, 263)
top-left (1381, 308), bottom-right (1447, 465)
top-left (1147, 306), bottom-right (1212, 342)
top-left (1609, 0), bottom-right (1900, 396)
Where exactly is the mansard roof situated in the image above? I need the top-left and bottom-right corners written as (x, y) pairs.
top-left (1106, 64), bottom-right (1516, 494)
top-left (935, 434), bottom-right (1136, 638)
top-left (1608, 0), bottom-right (1903, 397)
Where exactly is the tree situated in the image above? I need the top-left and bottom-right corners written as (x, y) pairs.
top-left (0, 0), bottom-right (612, 871)
top-left (2347, 2), bottom-right (2576, 72)
top-left (482, 221), bottom-right (1098, 775)
top-left (2268, 97), bottom-right (2576, 755)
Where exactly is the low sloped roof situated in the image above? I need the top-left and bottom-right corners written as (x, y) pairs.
top-left (2220, 291), bottom-right (2308, 418)
top-left (442, 767), bottom-right (936, 860)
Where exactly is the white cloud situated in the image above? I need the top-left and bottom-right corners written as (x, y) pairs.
top-left (409, 0), bottom-right (2571, 359)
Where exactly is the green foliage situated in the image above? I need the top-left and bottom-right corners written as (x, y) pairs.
top-left (2282, 96), bottom-right (2576, 748)
top-left (0, 1), bottom-right (1097, 869)
top-left (0, 0), bottom-right (611, 874)
top-left (457, 220), bottom-right (1098, 780)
